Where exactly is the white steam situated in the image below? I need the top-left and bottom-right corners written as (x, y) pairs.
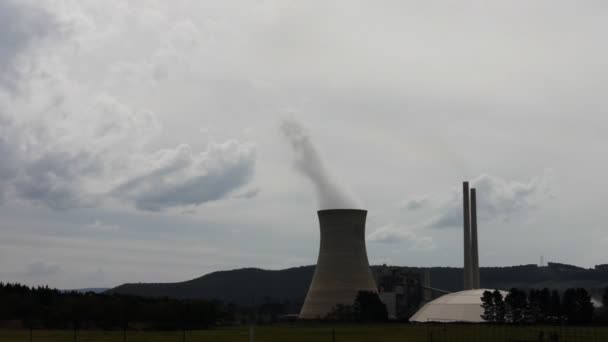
top-left (280, 117), bottom-right (360, 209)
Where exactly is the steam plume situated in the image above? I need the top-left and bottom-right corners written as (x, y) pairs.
top-left (280, 117), bottom-right (360, 209)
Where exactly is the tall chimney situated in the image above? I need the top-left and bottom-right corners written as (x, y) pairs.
top-left (463, 182), bottom-right (472, 290)
top-left (299, 209), bottom-right (377, 319)
top-left (471, 188), bottom-right (480, 289)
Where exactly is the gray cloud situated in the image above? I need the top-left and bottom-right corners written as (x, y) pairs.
top-left (0, 0), bottom-right (57, 88)
top-left (112, 142), bottom-right (256, 211)
top-left (0, 91), bottom-right (255, 211)
top-left (280, 117), bottom-right (360, 209)
top-left (367, 224), bottom-right (435, 250)
top-left (25, 261), bottom-right (62, 277)
top-left (233, 188), bottom-right (260, 199)
top-left (411, 171), bottom-right (555, 228)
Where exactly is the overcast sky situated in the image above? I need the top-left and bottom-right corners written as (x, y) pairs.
top-left (1, 0), bottom-right (607, 289)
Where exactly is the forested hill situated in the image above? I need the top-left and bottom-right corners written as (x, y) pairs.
top-left (109, 266), bottom-right (315, 305)
top-left (109, 263), bottom-right (608, 305)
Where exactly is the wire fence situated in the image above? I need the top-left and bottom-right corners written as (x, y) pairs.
top-left (0, 324), bottom-right (607, 342)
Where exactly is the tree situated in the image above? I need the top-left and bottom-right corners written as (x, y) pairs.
top-left (354, 291), bottom-right (388, 322)
top-left (505, 288), bottom-right (528, 323)
top-left (603, 287), bottom-right (608, 312)
top-left (481, 291), bottom-right (495, 322)
top-left (493, 290), bottom-right (506, 323)
top-left (527, 289), bottom-right (542, 323)
top-left (562, 288), bottom-right (594, 325)
top-left (549, 290), bottom-right (562, 323)
top-left (538, 288), bottom-right (552, 323)
top-left (575, 288), bottom-right (594, 324)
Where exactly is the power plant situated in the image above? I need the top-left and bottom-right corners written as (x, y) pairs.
top-left (463, 181), bottom-right (480, 290)
top-left (299, 209), bottom-right (377, 319)
top-left (411, 181), bottom-right (489, 322)
top-left (299, 182), bottom-right (481, 320)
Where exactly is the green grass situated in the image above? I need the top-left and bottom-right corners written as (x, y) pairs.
top-left (1, 325), bottom-right (607, 342)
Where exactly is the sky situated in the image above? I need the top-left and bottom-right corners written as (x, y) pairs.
top-left (0, 0), bottom-right (607, 289)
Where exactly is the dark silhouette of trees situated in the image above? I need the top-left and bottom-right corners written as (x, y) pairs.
top-left (493, 290), bottom-right (506, 323)
top-left (600, 286), bottom-right (608, 322)
top-left (549, 289), bottom-right (562, 322)
top-left (480, 287), bottom-right (595, 325)
top-left (505, 288), bottom-right (528, 323)
top-left (562, 288), bottom-right (594, 324)
top-left (0, 283), bottom-right (224, 330)
top-left (354, 291), bottom-right (388, 322)
top-left (481, 291), bottom-right (495, 321)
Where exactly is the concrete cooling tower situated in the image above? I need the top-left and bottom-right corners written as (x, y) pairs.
top-left (299, 209), bottom-right (377, 319)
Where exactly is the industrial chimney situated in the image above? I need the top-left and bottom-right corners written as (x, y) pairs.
top-left (470, 188), bottom-right (480, 289)
top-left (463, 182), bottom-right (472, 290)
top-left (299, 209), bottom-right (377, 319)
top-left (463, 182), bottom-right (480, 290)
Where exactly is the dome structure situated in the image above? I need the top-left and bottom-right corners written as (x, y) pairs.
top-left (410, 289), bottom-right (507, 323)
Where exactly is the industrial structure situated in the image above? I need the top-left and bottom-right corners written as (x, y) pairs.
top-left (299, 209), bottom-right (377, 319)
top-left (374, 266), bottom-right (436, 320)
top-left (375, 266), bottom-right (425, 320)
top-left (410, 289), bottom-right (507, 323)
top-left (463, 181), bottom-right (481, 290)
top-left (410, 181), bottom-right (490, 323)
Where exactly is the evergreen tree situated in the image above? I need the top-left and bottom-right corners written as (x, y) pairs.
top-left (493, 290), bottom-right (506, 323)
top-left (600, 286), bottom-right (608, 321)
top-left (505, 288), bottom-right (528, 323)
top-left (538, 288), bottom-right (552, 323)
top-left (576, 288), bottom-right (594, 324)
top-left (527, 289), bottom-right (542, 323)
top-left (562, 288), bottom-right (594, 325)
top-left (480, 291), bottom-right (495, 322)
top-left (562, 288), bottom-right (577, 324)
top-left (549, 290), bottom-right (562, 323)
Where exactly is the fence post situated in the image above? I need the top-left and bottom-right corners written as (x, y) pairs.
top-left (29, 327), bottom-right (32, 342)
top-left (332, 328), bottom-right (335, 342)
top-left (73, 328), bottom-right (77, 342)
top-left (183, 328), bottom-right (186, 342)
top-left (123, 327), bottom-right (126, 342)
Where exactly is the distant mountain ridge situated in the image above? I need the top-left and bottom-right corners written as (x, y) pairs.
top-left (109, 263), bottom-right (608, 305)
top-left (65, 288), bottom-right (110, 294)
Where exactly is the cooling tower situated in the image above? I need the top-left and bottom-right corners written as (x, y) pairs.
top-left (299, 209), bottom-right (377, 319)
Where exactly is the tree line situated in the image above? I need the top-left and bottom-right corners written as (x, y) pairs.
top-left (0, 283), bottom-right (226, 330)
top-left (481, 287), bottom-right (608, 324)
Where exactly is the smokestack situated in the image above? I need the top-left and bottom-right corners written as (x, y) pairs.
top-left (471, 188), bottom-right (480, 289)
top-left (463, 182), bottom-right (472, 290)
top-left (299, 209), bottom-right (377, 319)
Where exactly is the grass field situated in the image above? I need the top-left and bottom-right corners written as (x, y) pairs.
top-left (1, 324), bottom-right (607, 342)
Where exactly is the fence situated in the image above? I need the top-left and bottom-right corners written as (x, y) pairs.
top-left (1, 324), bottom-right (607, 342)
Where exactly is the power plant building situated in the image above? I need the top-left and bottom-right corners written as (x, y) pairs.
top-left (299, 209), bottom-right (377, 319)
top-left (374, 266), bottom-right (432, 320)
top-left (410, 289), bottom-right (507, 323)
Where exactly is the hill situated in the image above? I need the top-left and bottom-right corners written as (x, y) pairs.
top-left (110, 266), bottom-right (315, 305)
top-left (109, 263), bottom-right (608, 305)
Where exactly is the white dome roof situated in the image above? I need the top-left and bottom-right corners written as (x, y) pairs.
top-left (410, 289), bottom-right (506, 323)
